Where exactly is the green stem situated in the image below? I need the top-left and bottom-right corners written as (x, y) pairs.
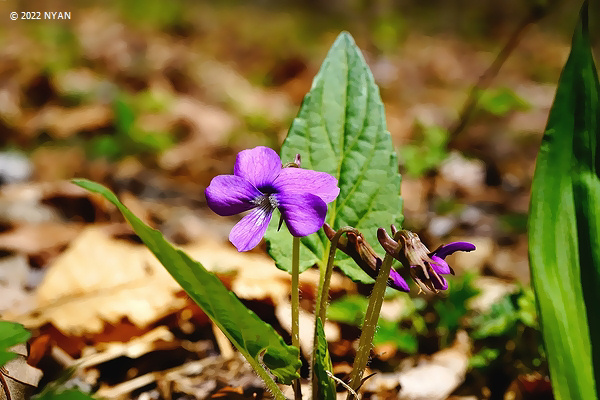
top-left (291, 236), bottom-right (301, 400)
top-left (346, 249), bottom-right (396, 397)
top-left (318, 227), bottom-right (358, 324)
top-left (311, 227), bottom-right (357, 397)
top-left (310, 244), bottom-right (328, 398)
top-left (242, 349), bottom-right (287, 400)
top-left (313, 245), bottom-right (329, 328)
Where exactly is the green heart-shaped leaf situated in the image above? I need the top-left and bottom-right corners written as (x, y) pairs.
top-left (265, 32), bottom-right (402, 282)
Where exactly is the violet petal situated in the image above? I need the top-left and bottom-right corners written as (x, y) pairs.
top-left (234, 146), bottom-right (282, 190)
top-left (434, 241), bottom-right (476, 259)
top-left (275, 192), bottom-right (327, 237)
top-left (430, 255), bottom-right (451, 275)
top-left (272, 167), bottom-right (340, 203)
top-left (432, 274), bottom-right (449, 290)
top-left (205, 175), bottom-right (262, 216)
top-left (229, 206), bottom-right (273, 252)
top-left (388, 268), bottom-right (410, 292)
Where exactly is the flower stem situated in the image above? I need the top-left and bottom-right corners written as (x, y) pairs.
top-left (291, 236), bottom-right (302, 400)
top-left (346, 237), bottom-right (398, 398)
top-left (313, 248), bottom-right (328, 328)
top-left (241, 348), bottom-right (287, 400)
top-left (310, 243), bottom-right (328, 397)
top-left (311, 227), bottom-right (357, 397)
top-left (318, 227), bottom-right (358, 324)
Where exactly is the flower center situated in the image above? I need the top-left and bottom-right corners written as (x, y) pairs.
top-left (253, 194), bottom-right (278, 211)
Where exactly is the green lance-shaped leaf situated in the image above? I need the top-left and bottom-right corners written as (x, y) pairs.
top-left (570, 3), bottom-right (600, 391)
top-left (265, 32), bottom-right (402, 282)
top-left (73, 179), bottom-right (301, 385)
top-left (0, 321), bottom-right (30, 367)
top-left (528, 3), bottom-right (600, 399)
top-left (313, 318), bottom-right (336, 400)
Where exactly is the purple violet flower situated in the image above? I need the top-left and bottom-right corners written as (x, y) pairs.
top-left (378, 226), bottom-right (476, 293)
top-left (205, 146), bottom-right (340, 252)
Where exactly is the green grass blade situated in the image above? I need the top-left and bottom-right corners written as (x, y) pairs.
top-left (313, 318), bottom-right (336, 400)
top-left (528, 3), bottom-right (599, 398)
top-left (570, 4), bottom-right (600, 389)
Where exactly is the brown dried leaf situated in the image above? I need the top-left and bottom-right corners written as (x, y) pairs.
top-left (13, 227), bottom-right (184, 335)
top-left (0, 255), bottom-right (33, 314)
top-left (23, 104), bottom-right (112, 139)
top-left (362, 331), bottom-right (471, 400)
top-left (51, 68), bottom-right (103, 97)
top-left (0, 181), bottom-right (110, 224)
top-left (79, 326), bottom-right (176, 368)
top-left (31, 146), bottom-right (87, 182)
top-left (159, 97), bottom-right (239, 171)
top-left (0, 223), bottom-right (83, 255)
top-left (0, 344), bottom-right (43, 400)
top-left (188, 56), bottom-right (292, 122)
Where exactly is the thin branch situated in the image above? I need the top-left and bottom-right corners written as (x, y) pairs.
top-left (448, 5), bottom-right (549, 145)
top-left (327, 371), bottom-right (358, 400)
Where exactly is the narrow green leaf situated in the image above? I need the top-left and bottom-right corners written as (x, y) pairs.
top-left (372, 319), bottom-right (418, 354)
top-left (528, 3), bottom-right (599, 399)
top-left (113, 95), bottom-right (135, 135)
top-left (516, 288), bottom-right (538, 328)
top-left (469, 347), bottom-right (500, 369)
top-left (33, 388), bottom-right (96, 400)
top-left (313, 318), bottom-right (336, 400)
top-left (72, 179), bottom-right (301, 385)
top-left (326, 294), bottom-right (368, 326)
top-left (327, 295), bottom-right (418, 353)
top-left (570, 4), bottom-right (600, 390)
top-left (399, 124), bottom-right (449, 177)
top-left (433, 272), bottom-right (480, 336)
top-left (477, 87), bottom-right (530, 117)
top-left (265, 32), bottom-right (402, 282)
top-left (470, 296), bottom-right (518, 339)
top-left (0, 321), bottom-right (30, 367)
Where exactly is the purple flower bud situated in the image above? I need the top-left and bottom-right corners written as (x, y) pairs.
top-left (324, 223), bottom-right (410, 292)
top-left (378, 226), bottom-right (476, 293)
